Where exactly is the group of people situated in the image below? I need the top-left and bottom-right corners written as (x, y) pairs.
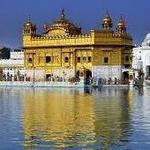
top-left (90, 77), bottom-right (129, 85)
top-left (1, 73), bottom-right (30, 82)
top-left (0, 72), bottom-right (130, 85)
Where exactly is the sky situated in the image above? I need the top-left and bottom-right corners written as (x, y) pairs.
top-left (0, 0), bottom-right (150, 49)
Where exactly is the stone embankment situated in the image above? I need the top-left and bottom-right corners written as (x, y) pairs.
top-left (0, 81), bottom-right (130, 88)
top-left (0, 81), bottom-right (85, 88)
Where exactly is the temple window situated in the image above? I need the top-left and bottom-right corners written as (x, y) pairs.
top-left (46, 56), bottom-right (51, 63)
top-left (125, 56), bottom-right (129, 62)
top-left (64, 57), bottom-right (69, 63)
top-left (104, 57), bottom-right (108, 63)
top-left (28, 58), bottom-right (32, 63)
top-left (83, 57), bottom-right (86, 62)
top-left (88, 56), bottom-right (92, 62)
top-left (77, 57), bottom-right (80, 63)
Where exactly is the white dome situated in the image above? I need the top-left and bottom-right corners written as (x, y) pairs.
top-left (142, 33), bottom-right (150, 46)
top-left (146, 33), bottom-right (150, 38)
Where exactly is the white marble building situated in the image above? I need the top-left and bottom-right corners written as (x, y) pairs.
top-left (92, 66), bottom-right (122, 80)
top-left (0, 51), bottom-right (25, 80)
top-left (133, 33), bottom-right (150, 79)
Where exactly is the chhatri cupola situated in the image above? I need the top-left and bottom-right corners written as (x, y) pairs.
top-left (116, 16), bottom-right (126, 33)
top-left (23, 17), bottom-right (36, 35)
top-left (44, 9), bottom-right (81, 36)
top-left (102, 12), bottom-right (113, 29)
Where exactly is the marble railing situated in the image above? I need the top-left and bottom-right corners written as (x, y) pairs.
top-left (0, 81), bottom-right (85, 88)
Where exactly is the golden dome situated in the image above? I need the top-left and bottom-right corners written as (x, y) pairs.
top-left (116, 17), bottom-right (126, 32)
top-left (23, 17), bottom-right (36, 35)
top-left (103, 16), bottom-right (112, 24)
top-left (44, 9), bottom-right (81, 35)
top-left (102, 13), bottom-right (112, 29)
top-left (24, 20), bottom-right (32, 27)
top-left (24, 17), bottom-right (36, 30)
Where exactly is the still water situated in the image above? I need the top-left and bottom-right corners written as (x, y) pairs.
top-left (0, 87), bottom-right (150, 150)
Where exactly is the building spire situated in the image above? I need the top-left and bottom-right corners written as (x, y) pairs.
top-left (61, 9), bottom-right (65, 19)
top-left (28, 14), bottom-right (31, 23)
top-left (106, 10), bottom-right (110, 17)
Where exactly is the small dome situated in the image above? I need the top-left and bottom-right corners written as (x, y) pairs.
top-left (116, 17), bottom-right (126, 32)
top-left (24, 21), bottom-right (32, 27)
top-left (103, 16), bottom-right (112, 24)
top-left (102, 12), bottom-right (112, 29)
top-left (23, 17), bottom-right (36, 35)
top-left (142, 33), bottom-right (150, 46)
top-left (145, 33), bottom-right (150, 39)
top-left (24, 18), bottom-right (36, 30)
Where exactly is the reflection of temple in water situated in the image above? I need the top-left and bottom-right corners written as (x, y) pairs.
top-left (22, 88), bottom-right (133, 148)
top-left (93, 88), bottom-right (133, 149)
top-left (22, 89), bottom-right (96, 148)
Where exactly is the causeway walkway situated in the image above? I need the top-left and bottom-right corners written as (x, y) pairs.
top-left (0, 81), bottom-right (130, 88)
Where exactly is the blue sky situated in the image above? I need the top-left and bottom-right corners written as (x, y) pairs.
top-left (0, 0), bottom-right (150, 48)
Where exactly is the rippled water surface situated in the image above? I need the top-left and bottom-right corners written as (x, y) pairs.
top-left (0, 87), bottom-right (150, 149)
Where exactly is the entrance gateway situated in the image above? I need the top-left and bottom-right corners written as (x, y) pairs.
top-left (122, 68), bottom-right (134, 84)
top-left (76, 69), bottom-right (92, 84)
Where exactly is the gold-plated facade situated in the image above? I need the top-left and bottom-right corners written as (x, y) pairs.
top-left (23, 11), bottom-right (133, 80)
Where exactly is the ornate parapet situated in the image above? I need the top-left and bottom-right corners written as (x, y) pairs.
top-left (23, 33), bottom-right (93, 48)
top-left (93, 30), bottom-right (133, 46)
top-left (23, 29), bottom-right (133, 48)
top-left (34, 33), bottom-right (90, 39)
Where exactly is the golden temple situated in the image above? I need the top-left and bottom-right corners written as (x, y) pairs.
top-left (23, 10), bottom-right (133, 81)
